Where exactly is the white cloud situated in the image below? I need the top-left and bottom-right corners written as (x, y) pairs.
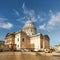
top-left (13, 9), bottom-right (20, 16)
top-left (29, 10), bottom-right (35, 17)
top-left (37, 15), bottom-right (46, 22)
top-left (22, 3), bottom-right (35, 17)
top-left (31, 16), bottom-right (37, 22)
top-left (22, 4), bottom-right (60, 31)
top-left (48, 12), bottom-right (60, 26)
top-left (39, 11), bottom-right (60, 31)
top-left (0, 22), bottom-right (13, 29)
top-left (39, 24), bottom-right (46, 30)
top-left (46, 12), bottom-right (60, 30)
top-left (0, 17), bottom-right (13, 29)
top-left (17, 16), bottom-right (26, 21)
top-left (22, 3), bottom-right (38, 23)
top-left (22, 2), bottom-right (48, 24)
top-left (22, 3), bottom-right (28, 14)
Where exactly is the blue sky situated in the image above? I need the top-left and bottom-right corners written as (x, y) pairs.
top-left (0, 0), bottom-right (60, 46)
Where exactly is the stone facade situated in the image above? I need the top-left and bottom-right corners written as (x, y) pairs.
top-left (54, 45), bottom-right (60, 51)
top-left (0, 40), bottom-right (4, 49)
top-left (43, 35), bottom-right (50, 49)
top-left (30, 34), bottom-right (50, 50)
top-left (15, 31), bottom-right (30, 50)
top-left (5, 18), bottom-right (50, 51)
top-left (5, 32), bottom-right (16, 50)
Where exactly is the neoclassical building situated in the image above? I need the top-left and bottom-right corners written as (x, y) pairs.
top-left (5, 18), bottom-right (50, 51)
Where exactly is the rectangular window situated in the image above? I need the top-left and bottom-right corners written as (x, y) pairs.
top-left (22, 38), bottom-right (24, 42)
top-left (17, 38), bottom-right (19, 41)
top-left (17, 45), bottom-right (19, 47)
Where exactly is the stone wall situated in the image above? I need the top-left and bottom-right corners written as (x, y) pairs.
top-left (21, 32), bottom-right (30, 49)
top-left (43, 35), bottom-right (50, 49)
top-left (5, 33), bottom-right (15, 49)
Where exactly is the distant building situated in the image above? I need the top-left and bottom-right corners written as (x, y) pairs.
top-left (0, 40), bottom-right (4, 48)
top-left (54, 44), bottom-right (60, 51)
top-left (5, 18), bottom-right (50, 51)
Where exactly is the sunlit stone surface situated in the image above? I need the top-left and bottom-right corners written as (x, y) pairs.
top-left (0, 52), bottom-right (60, 60)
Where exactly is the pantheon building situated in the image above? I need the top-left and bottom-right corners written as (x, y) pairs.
top-left (5, 18), bottom-right (50, 51)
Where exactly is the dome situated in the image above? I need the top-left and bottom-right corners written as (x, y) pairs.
top-left (22, 18), bottom-right (37, 36)
top-left (23, 18), bottom-right (36, 29)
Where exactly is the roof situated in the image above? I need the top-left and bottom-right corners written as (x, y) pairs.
top-left (30, 33), bottom-right (42, 37)
top-left (5, 32), bottom-right (15, 37)
top-left (23, 18), bottom-right (36, 29)
top-left (15, 30), bottom-right (27, 35)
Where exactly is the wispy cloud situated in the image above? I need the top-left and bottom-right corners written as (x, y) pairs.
top-left (22, 3), bottom-right (60, 31)
top-left (13, 9), bottom-right (20, 16)
top-left (0, 22), bottom-right (13, 29)
top-left (22, 3), bottom-right (29, 15)
top-left (17, 16), bottom-right (26, 22)
top-left (22, 3), bottom-right (35, 17)
top-left (19, 3), bottom-right (60, 31)
top-left (37, 13), bottom-right (47, 22)
top-left (21, 3), bottom-right (47, 23)
top-left (0, 17), bottom-right (13, 29)
top-left (39, 10), bottom-right (60, 31)
top-left (22, 2), bottom-right (37, 22)
top-left (48, 12), bottom-right (60, 26)
top-left (39, 24), bottom-right (46, 30)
